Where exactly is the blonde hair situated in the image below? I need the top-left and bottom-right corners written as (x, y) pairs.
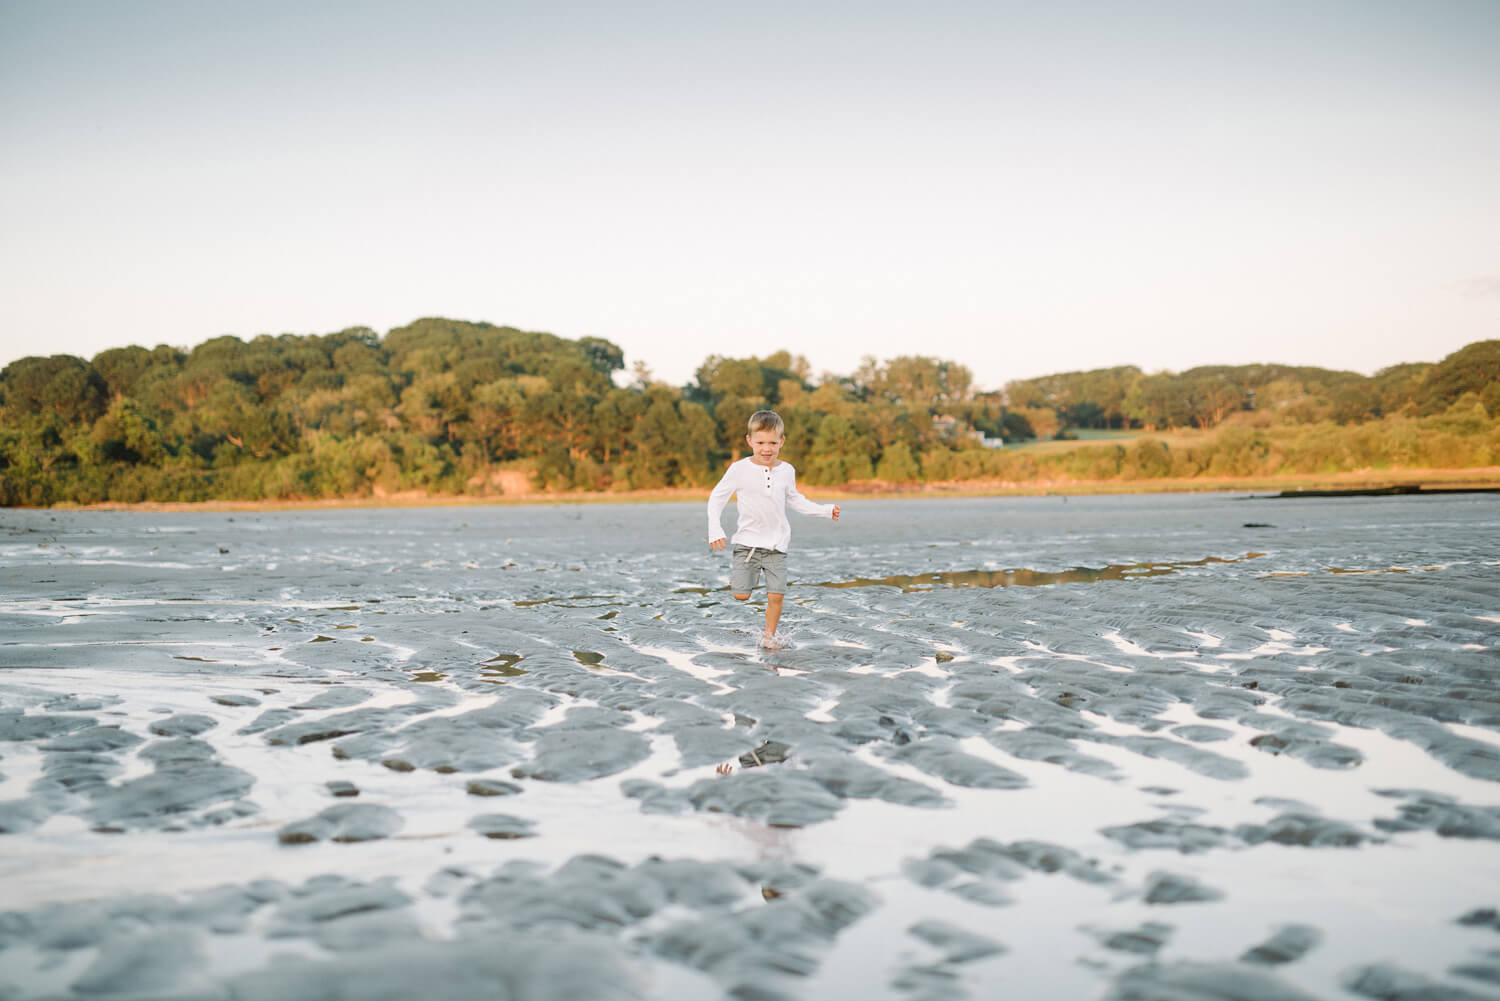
top-left (746, 410), bottom-right (784, 437)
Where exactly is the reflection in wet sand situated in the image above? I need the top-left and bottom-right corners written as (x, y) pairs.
top-left (816, 553), bottom-right (1265, 592)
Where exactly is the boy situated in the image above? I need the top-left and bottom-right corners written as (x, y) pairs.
top-left (707, 410), bottom-right (841, 649)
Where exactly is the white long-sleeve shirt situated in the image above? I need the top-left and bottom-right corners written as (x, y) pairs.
top-left (706, 457), bottom-right (835, 552)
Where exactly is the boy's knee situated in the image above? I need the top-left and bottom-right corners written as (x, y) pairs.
top-left (732, 593), bottom-right (751, 601)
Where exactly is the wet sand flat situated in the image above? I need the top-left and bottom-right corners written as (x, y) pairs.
top-left (1, 493), bottom-right (1498, 1000)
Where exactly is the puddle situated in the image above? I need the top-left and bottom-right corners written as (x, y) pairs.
top-left (514, 594), bottom-right (618, 607)
top-left (479, 653), bottom-right (526, 679)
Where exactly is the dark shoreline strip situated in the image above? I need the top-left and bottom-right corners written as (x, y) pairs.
top-left (1266, 485), bottom-right (1500, 499)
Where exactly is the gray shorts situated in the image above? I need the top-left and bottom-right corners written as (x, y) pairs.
top-left (731, 545), bottom-right (787, 595)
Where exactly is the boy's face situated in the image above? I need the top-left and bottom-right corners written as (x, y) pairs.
top-left (746, 429), bottom-right (784, 466)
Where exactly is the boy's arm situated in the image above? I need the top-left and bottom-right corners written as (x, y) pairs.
top-left (706, 465), bottom-right (737, 546)
top-left (785, 466), bottom-right (838, 519)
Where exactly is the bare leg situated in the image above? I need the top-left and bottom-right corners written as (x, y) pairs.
top-left (764, 593), bottom-right (784, 638)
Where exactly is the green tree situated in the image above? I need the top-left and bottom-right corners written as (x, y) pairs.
top-left (1419, 340), bottom-right (1500, 414)
top-left (875, 440), bottom-right (920, 481)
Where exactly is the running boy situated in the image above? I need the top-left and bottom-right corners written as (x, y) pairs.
top-left (707, 410), bottom-right (841, 648)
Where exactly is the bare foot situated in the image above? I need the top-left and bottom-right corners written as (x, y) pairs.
top-left (758, 632), bottom-right (786, 650)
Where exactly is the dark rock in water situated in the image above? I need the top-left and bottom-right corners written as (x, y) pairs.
top-left (668, 722), bottom-right (757, 768)
top-left (312, 908), bottom-right (427, 953)
top-left (1374, 791), bottom-right (1500, 840)
top-left (908, 918), bottom-right (1005, 962)
top-left (685, 769), bottom-right (844, 827)
top-left (291, 686), bottom-right (375, 710)
top-left (1345, 962), bottom-right (1496, 1001)
top-left (459, 855), bottom-right (660, 934)
top-left (1142, 871), bottom-right (1224, 905)
top-left (0, 711), bottom-right (93, 742)
top-left (237, 708), bottom-right (300, 735)
top-left (377, 716), bottom-right (523, 772)
top-left (1235, 813), bottom-right (1372, 848)
top-left (635, 858), bottom-right (751, 909)
top-left (882, 737), bottom-right (1028, 789)
top-left (464, 688), bottom-right (561, 730)
top-left (1373, 723), bottom-right (1500, 783)
top-left (1241, 924), bottom-right (1323, 965)
top-left (263, 706), bottom-right (428, 746)
top-left (513, 727), bottom-right (651, 781)
top-left (227, 934), bottom-right (645, 1001)
top-left (1172, 724), bottom-right (1235, 743)
top-left (69, 925), bottom-right (206, 995)
top-left (0, 798), bottom-right (51, 833)
top-left (211, 693), bottom-right (261, 707)
top-left (1107, 960), bottom-right (1324, 1000)
top-left (1096, 921), bottom-right (1173, 955)
top-left (800, 752), bottom-right (947, 807)
top-left (149, 713), bottom-right (218, 737)
top-left (267, 880), bottom-right (413, 932)
top-left (663, 879), bottom-right (870, 990)
top-left (996, 840), bottom-right (1116, 884)
top-left (8, 902), bottom-right (109, 950)
top-left (927, 839), bottom-right (1028, 882)
top-left (44, 695), bottom-right (120, 712)
top-left (40, 725), bottom-right (143, 753)
top-left (1451, 956), bottom-right (1500, 987)
top-left (278, 803), bottom-right (403, 843)
top-left (139, 736), bottom-right (215, 762)
top-left (988, 729), bottom-right (1120, 778)
top-left (1458, 908), bottom-right (1500, 931)
top-left (696, 878), bottom-right (875, 955)
top-left (332, 731), bottom-right (401, 762)
top-left (903, 856), bottom-right (968, 888)
top-left (1101, 819), bottom-right (1235, 854)
top-left (544, 705), bottom-right (634, 730)
top-left (1248, 724), bottom-right (1363, 770)
top-left (950, 880), bottom-right (1016, 907)
top-left (620, 779), bottom-right (693, 815)
top-left (735, 859), bottom-right (821, 895)
top-left (466, 778), bottom-right (522, 797)
top-left (1097, 734), bottom-right (1250, 781)
top-left (739, 740), bottom-right (791, 768)
top-left (639, 698), bottom-right (725, 729)
top-left (890, 964), bottom-right (964, 999)
top-left (911, 705), bottom-right (992, 738)
top-left (471, 813), bottom-right (536, 839)
top-left (173, 885), bottom-right (268, 934)
top-left (326, 780), bottom-right (359, 797)
top-left (86, 739), bottom-right (254, 829)
top-left (35, 751), bottom-right (124, 800)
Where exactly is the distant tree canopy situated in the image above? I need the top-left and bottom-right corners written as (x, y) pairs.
top-left (0, 321), bottom-right (1495, 507)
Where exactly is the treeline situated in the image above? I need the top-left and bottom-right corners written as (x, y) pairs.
top-left (0, 317), bottom-right (1496, 506)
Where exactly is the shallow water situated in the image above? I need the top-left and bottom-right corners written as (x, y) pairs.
top-left (1, 493), bottom-right (1498, 1000)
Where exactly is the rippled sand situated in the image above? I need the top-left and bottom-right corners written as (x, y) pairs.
top-left (1, 494), bottom-right (1498, 1000)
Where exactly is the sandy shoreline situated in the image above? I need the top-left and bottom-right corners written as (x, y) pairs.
top-left (42, 465), bottom-right (1500, 514)
top-left (2, 494), bottom-right (1498, 999)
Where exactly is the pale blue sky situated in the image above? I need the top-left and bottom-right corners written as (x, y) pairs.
top-left (2, 0), bottom-right (1496, 390)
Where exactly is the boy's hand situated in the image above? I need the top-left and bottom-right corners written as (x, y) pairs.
top-left (831, 505), bottom-right (841, 521)
top-left (709, 537), bottom-right (726, 551)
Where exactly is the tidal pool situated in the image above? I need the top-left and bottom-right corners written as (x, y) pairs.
top-left (1, 493), bottom-right (1497, 1000)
